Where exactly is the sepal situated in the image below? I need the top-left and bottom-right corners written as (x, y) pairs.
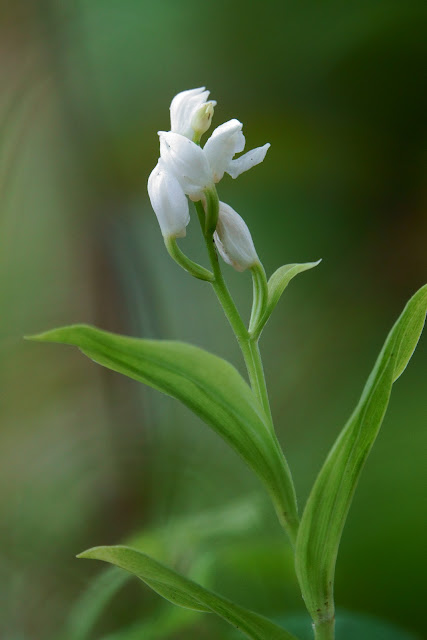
top-left (203, 119), bottom-right (245, 182)
top-left (147, 162), bottom-right (189, 238)
top-left (170, 87), bottom-right (216, 140)
top-left (227, 143), bottom-right (271, 179)
top-left (159, 131), bottom-right (213, 199)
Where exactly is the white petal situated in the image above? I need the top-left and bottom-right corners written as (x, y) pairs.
top-left (147, 162), bottom-right (189, 238)
top-left (170, 87), bottom-right (214, 139)
top-left (226, 143), bottom-right (270, 179)
top-left (214, 201), bottom-right (258, 271)
top-left (203, 119), bottom-right (245, 182)
top-left (159, 131), bottom-right (213, 199)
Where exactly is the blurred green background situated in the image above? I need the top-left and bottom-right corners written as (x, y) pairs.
top-left (1, 1), bottom-right (426, 638)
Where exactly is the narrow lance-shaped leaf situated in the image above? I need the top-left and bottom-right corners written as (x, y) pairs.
top-left (64, 497), bottom-right (263, 640)
top-left (295, 284), bottom-right (427, 629)
top-left (96, 554), bottom-right (215, 640)
top-left (253, 261), bottom-right (321, 338)
top-left (29, 325), bottom-right (298, 543)
top-left (78, 545), bottom-right (298, 640)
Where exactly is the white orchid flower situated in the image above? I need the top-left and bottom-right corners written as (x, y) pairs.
top-left (147, 161), bottom-right (190, 238)
top-left (204, 119), bottom-right (270, 182)
top-left (158, 121), bottom-right (270, 201)
top-left (149, 87), bottom-right (270, 266)
top-left (214, 201), bottom-right (259, 271)
top-left (170, 87), bottom-right (216, 140)
top-left (158, 131), bottom-right (214, 201)
top-left (203, 119), bottom-right (245, 182)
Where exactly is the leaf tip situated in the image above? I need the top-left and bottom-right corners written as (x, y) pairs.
top-left (304, 258), bottom-right (322, 271)
top-left (24, 324), bottom-right (95, 345)
top-left (77, 545), bottom-right (107, 560)
top-left (24, 330), bottom-right (60, 343)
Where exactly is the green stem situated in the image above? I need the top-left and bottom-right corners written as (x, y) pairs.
top-left (195, 201), bottom-right (273, 420)
top-left (195, 196), bottom-right (299, 544)
top-left (164, 236), bottom-right (214, 281)
top-left (195, 201), bottom-right (248, 339)
top-left (269, 437), bottom-right (300, 547)
top-left (204, 186), bottom-right (220, 236)
top-left (243, 338), bottom-right (273, 428)
top-left (313, 618), bottom-right (335, 640)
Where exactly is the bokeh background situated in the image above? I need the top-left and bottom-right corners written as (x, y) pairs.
top-left (1, 1), bottom-right (426, 638)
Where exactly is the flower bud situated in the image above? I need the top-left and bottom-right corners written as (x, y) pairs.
top-left (147, 162), bottom-right (189, 238)
top-left (214, 201), bottom-right (258, 271)
top-left (191, 102), bottom-right (215, 140)
top-left (170, 87), bottom-right (216, 140)
top-left (159, 131), bottom-right (213, 200)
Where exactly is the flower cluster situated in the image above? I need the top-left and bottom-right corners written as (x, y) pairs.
top-left (148, 87), bottom-right (270, 271)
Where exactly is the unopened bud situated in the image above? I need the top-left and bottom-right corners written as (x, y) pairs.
top-left (192, 102), bottom-right (215, 140)
top-left (214, 201), bottom-right (258, 271)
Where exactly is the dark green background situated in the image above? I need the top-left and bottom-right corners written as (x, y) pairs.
top-left (0, 1), bottom-right (426, 638)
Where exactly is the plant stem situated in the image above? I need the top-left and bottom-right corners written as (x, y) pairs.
top-left (242, 337), bottom-right (273, 427)
top-left (195, 201), bottom-right (246, 336)
top-left (164, 236), bottom-right (214, 281)
top-left (195, 200), bottom-right (272, 425)
top-left (195, 196), bottom-right (299, 545)
top-left (313, 618), bottom-right (335, 640)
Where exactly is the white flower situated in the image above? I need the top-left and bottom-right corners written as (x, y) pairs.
top-left (158, 121), bottom-right (270, 201)
top-left (203, 119), bottom-right (245, 182)
top-left (148, 89), bottom-right (271, 242)
top-left (214, 201), bottom-right (258, 271)
top-left (147, 161), bottom-right (190, 238)
top-left (204, 119), bottom-right (270, 182)
top-left (159, 131), bottom-right (213, 200)
top-left (170, 87), bottom-right (216, 140)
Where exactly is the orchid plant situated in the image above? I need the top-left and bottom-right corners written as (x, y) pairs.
top-left (30, 88), bottom-right (427, 640)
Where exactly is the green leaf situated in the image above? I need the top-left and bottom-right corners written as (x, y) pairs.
top-left (295, 284), bottom-right (427, 628)
top-left (28, 325), bottom-right (298, 541)
top-left (64, 497), bottom-right (263, 640)
top-left (98, 554), bottom-right (214, 640)
top-left (254, 261), bottom-right (321, 337)
top-left (78, 545), bottom-right (298, 640)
